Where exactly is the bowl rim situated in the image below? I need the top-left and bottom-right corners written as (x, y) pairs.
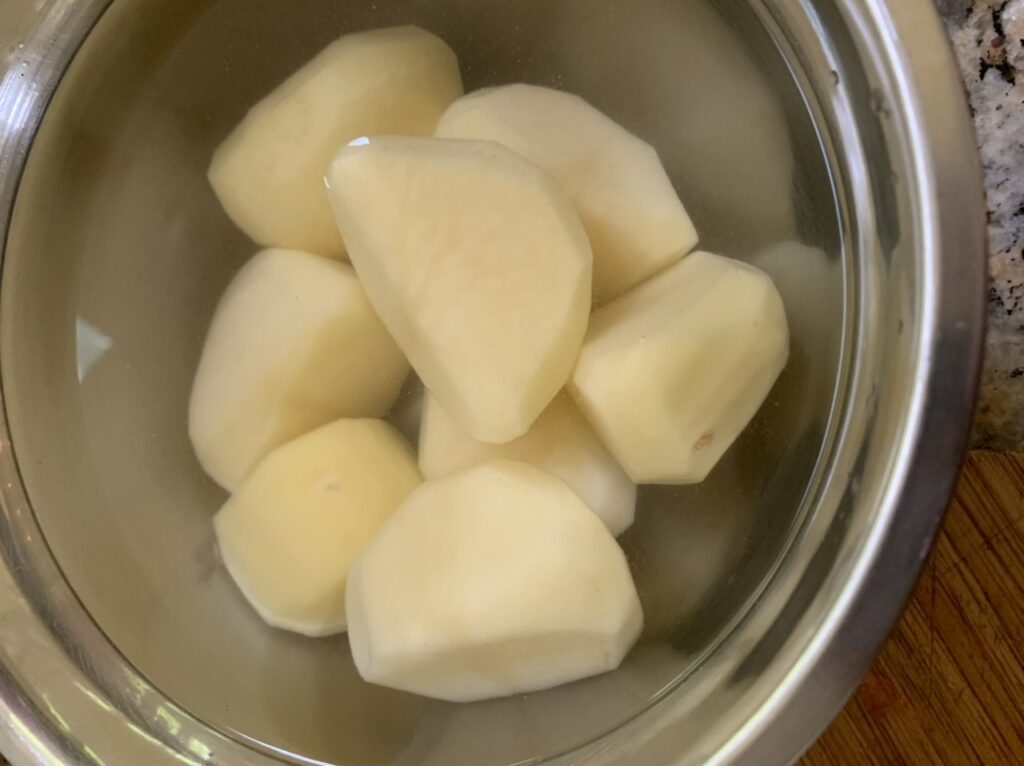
top-left (708, 1), bottom-right (986, 761)
top-left (739, 0), bottom-right (985, 755)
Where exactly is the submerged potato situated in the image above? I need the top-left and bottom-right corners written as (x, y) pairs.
top-left (189, 248), bottom-right (408, 490)
top-left (571, 252), bottom-right (789, 484)
top-left (346, 461), bottom-right (643, 701)
top-left (209, 26), bottom-right (463, 256)
top-left (437, 84), bottom-right (697, 303)
top-left (419, 393), bottom-right (636, 535)
top-left (327, 136), bottom-right (591, 444)
top-left (215, 419), bottom-right (421, 636)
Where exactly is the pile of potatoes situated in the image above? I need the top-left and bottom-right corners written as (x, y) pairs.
top-left (190, 26), bottom-right (789, 703)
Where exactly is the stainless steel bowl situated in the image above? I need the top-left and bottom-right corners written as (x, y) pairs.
top-left (0, 1), bottom-right (985, 764)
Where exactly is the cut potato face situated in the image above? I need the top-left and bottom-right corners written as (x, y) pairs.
top-left (437, 84), bottom-right (697, 303)
top-left (209, 26), bottom-right (463, 257)
top-left (570, 251), bottom-right (789, 484)
top-left (346, 460), bottom-right (642, 701)
top-left (215, 419), bottom-right (421, 636)
top-left (189, 249), bottom-right (409, 490)
top-left (327, 136), bottom-right (592, 444)
top-left (419, 393), bottom-right (636, 535)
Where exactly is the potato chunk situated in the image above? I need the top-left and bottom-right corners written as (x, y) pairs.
top-left (209, 26), bottom-right (463, 257)
top-left (327, 137), bottom-right (591, 444)
top-left (437, 84), bottom-right (697, 303)
top-left (419, 393), bottom-right (636, 535)
top-left (189, 249), bottom-right (408, 490)
top-left (215, 419), bottom-right (420, 636)
top-left (346, 460), bottom-right (642, 701)
top-left (570, 252), bottom-right (788, 483)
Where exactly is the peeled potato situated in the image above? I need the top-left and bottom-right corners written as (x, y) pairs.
top-left (570, 252), bottom-right (789, 484)
top-left (437, 84), bottom-right (697, 303)
top-left (215, 419), bottom-right (421, 636)
top-left (346, 460), bottom-right (643, 702)
top-left (419, 393), bottom-right (636, 535)
top-left (209, 26), bottom-right (463, 257)
top-left (327, 136), bottom-right (592, 444)
top-left (189, 248), bottom-right (409, 490)
top-left (550, 1), bottom-right (795, 252)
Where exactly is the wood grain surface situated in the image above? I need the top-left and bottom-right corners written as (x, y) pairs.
top-left (804, 451), bottom-right (1024, 765)
top-left (1, 452), bottom-right (1021, 765)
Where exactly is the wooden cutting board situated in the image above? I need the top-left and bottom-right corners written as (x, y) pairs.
top-left (2, 452), bottom-right (1021, 765)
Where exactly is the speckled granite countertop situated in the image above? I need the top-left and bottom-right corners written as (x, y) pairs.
top-left (940, 1), bottom-right (1024, 449)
